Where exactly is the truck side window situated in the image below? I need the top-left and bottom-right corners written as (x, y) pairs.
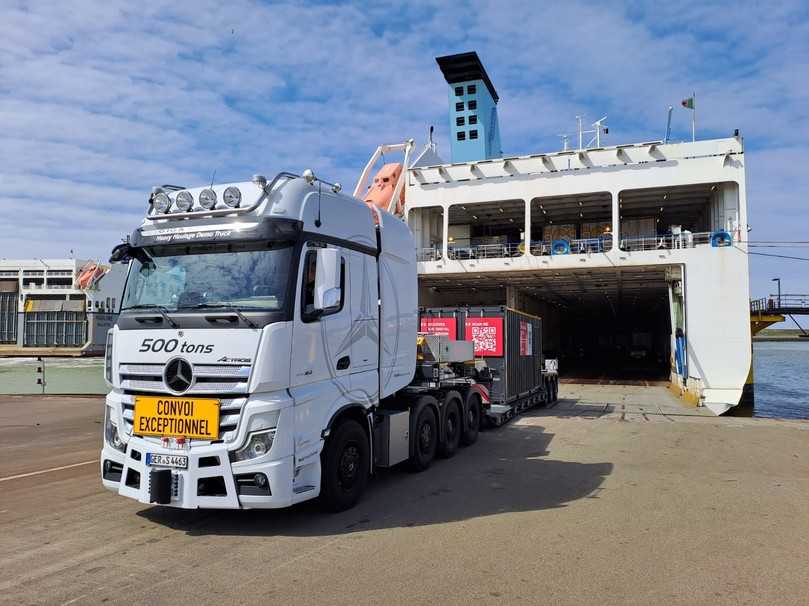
top-left (301, 249), bottom-right (345, 321)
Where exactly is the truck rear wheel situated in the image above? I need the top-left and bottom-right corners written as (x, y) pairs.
top-left (320, 419), bottom-right (369, 512)
top-left (409, 402), bottom-right (438, 472)
top-left (461, 391), bottom-right (481, 446)
top-left (438, 394), bottom-right (462, 459)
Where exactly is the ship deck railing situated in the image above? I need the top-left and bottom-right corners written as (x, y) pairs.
top-left (751, 295), bottom-right (809, 314)
top-left (416, 231), bottom-right (721, 262)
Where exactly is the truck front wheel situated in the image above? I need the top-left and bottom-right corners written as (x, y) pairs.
top-left (320, 419), bottom-right (369, 512)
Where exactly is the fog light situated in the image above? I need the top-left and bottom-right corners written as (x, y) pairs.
top-left (199, 188), bottom-right (217, 209)
top-left (175, 190), bottom-right (193, 211)
top-left (153, 192), bottom-right (171, 213)
top-left (254, 473), bottom-right (268, 488)
top-left (223, 186), bottom-right (242, 208)
top-left (104, 460), bottom-right (111, 474)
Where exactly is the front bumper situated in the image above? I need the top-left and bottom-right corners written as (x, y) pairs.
top-left (101, 439), bottom-right (298, 509)
top-left (101, 390), bottom-right (317, 509)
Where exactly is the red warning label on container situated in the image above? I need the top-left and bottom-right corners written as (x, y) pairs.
top-left (519, 320), bottom-right (533, 356)
top-left (420, 317), bottom-right (457, 339)
top-left (465, 317), bottom-right (503, 357)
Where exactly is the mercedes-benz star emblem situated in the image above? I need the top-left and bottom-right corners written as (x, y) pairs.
top-left (164, 358), bottom-right (194, 393)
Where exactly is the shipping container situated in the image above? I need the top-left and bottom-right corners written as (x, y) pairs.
top-left (420, 305), bottom-right (544, 405)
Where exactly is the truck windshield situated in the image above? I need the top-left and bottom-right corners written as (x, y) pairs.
top-left (121, 242), bottom-right (294, 312)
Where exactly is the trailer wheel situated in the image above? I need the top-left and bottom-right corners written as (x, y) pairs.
top-left (320, 419), bottom-right (369, 512)
top-left (461, 391), bottom-right (481, 446)
top-left (438, 394), bottom-right (462, 459)
top-left (551, 378), bottom-right (559, 403)
top-left (409, 403), bottom-right (438, 472)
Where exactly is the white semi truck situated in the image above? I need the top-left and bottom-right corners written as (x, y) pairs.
top-left (101, 171), bottom-right (558, 511)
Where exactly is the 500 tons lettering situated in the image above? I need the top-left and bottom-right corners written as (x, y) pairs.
top-left (138, 338), bottom-right (214, 354)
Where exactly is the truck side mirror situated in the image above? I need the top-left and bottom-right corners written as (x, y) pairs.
top-left (109, 243), bottom-right (132, 263)
top-left (313, 248), bottom-right (341, 311)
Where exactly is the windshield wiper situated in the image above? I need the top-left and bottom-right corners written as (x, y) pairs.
top-left (122, 304), bottom-right (178, 328)
top-left (179, 303), bottom-right (258, 329)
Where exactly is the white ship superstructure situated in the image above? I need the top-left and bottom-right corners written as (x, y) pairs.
top-left (0, 259), bottom-right (126, 356)
top-left (401, 53), bottom-right (750, 414)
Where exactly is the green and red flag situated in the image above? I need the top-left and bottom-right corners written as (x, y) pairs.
top-left (681, 96), bottom-right (695, 109)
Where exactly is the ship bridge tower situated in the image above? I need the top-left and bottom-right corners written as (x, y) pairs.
top-left (436, 52), bottom-right (502, 163)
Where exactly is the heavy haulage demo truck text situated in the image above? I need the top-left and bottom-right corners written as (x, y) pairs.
top-left (101, 171), bottom-right (558, 511)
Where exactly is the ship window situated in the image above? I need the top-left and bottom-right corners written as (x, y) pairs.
top-left (457, 131), bottom-right (466, 141)
top-left (456, 116), bottom-right (465, 127)
top-left (469, 130), bottom-right (478, 140)
top-left (467, 84), bottom-right (476, 94)
top-left (455, 102), bottom-right (464, 112)
top-left (468, 100), bottom-right (477, 110)
top-left (468, 114), bottom-right (477, 125)
top-left (455, 86), bottom-right (464, 96)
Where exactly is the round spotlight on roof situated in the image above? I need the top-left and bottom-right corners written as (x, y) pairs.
top-left (153, 192), bottom-right (171, 214)
top-left (199, 188), bottom-right (217, 210)
top-left (175, 191), bottom-right (193, 212)
top-left (223, 186), bottom-right (242, 208)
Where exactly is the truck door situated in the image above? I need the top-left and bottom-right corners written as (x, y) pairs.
top-left (290, 243), bottom-right (352, 388)
top-left (347, 251), bottom-right (379, 392)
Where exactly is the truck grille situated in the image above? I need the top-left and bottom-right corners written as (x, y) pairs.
top-left (117, 361), bottom-right (252, 443)
top-left (118, 362), bottom-right (251, 394)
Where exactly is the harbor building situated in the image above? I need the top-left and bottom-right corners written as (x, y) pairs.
top-left (403, 53), bottom-right (749, 414)
top-left (0, 259), bottom-right (126, 356)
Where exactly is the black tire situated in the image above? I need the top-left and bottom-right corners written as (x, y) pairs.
top-left (320, 419), bottom-right (369, 512)
top-left (552, 378), bottom-right (559, 403)
top-left (460, 391), bottom-right (481, 446)
top-left (438, 395), bottom-right (462, 458)
top-left (409, 403), bottom-right (438, 472)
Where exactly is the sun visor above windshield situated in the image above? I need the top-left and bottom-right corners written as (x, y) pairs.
top-left (131, 217), bottom-right (302, 248)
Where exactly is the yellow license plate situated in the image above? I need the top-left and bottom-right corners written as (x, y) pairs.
top-left (133, 396), bottom-right (220, 440)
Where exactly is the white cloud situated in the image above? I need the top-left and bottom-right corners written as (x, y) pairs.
top-left (0, 0), bottom-right (807, 298)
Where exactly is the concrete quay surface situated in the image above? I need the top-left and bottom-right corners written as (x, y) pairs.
top-left (1, 386), bottom-right (808, 606)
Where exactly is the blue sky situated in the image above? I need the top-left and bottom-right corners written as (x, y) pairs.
top-left (1, 0), bottom-right (808, 303)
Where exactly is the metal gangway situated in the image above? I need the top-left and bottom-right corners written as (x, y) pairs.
top-left (750, 294), bottom-right (809, 336)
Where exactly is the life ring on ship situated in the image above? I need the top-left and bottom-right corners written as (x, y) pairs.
top-left (551, 239), bottom-right (571, 255)
top-left (710, 230), bottom-right (732, 247)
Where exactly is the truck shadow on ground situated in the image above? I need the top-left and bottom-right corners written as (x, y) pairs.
top-left (139, 417), bottom-right (613, 537)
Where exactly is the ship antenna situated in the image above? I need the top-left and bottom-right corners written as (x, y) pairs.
top-left (664, 106), bottom-right (673, 143)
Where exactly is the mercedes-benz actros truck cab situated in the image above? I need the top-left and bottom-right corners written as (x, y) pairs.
top-left (101, 171), bottom-right (556, 511)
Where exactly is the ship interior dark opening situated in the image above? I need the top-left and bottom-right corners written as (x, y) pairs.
top-left (419, 266), bottom-right (674, 383)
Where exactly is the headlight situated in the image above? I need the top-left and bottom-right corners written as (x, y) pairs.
top-left (229, 429), bottom-right (275, 462)
top-left (199, 188), bottom-right (217, 209)
top-left (223, 186), bottom-right (242, 208)
top-left (153, 192), bottom-right (171, 213)
top-left (104, 408), bottom-right (126, 453)
top-left (104, 329), bottom-right (113, 384)
top-left (175, 191), bottom-right (193, 212)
